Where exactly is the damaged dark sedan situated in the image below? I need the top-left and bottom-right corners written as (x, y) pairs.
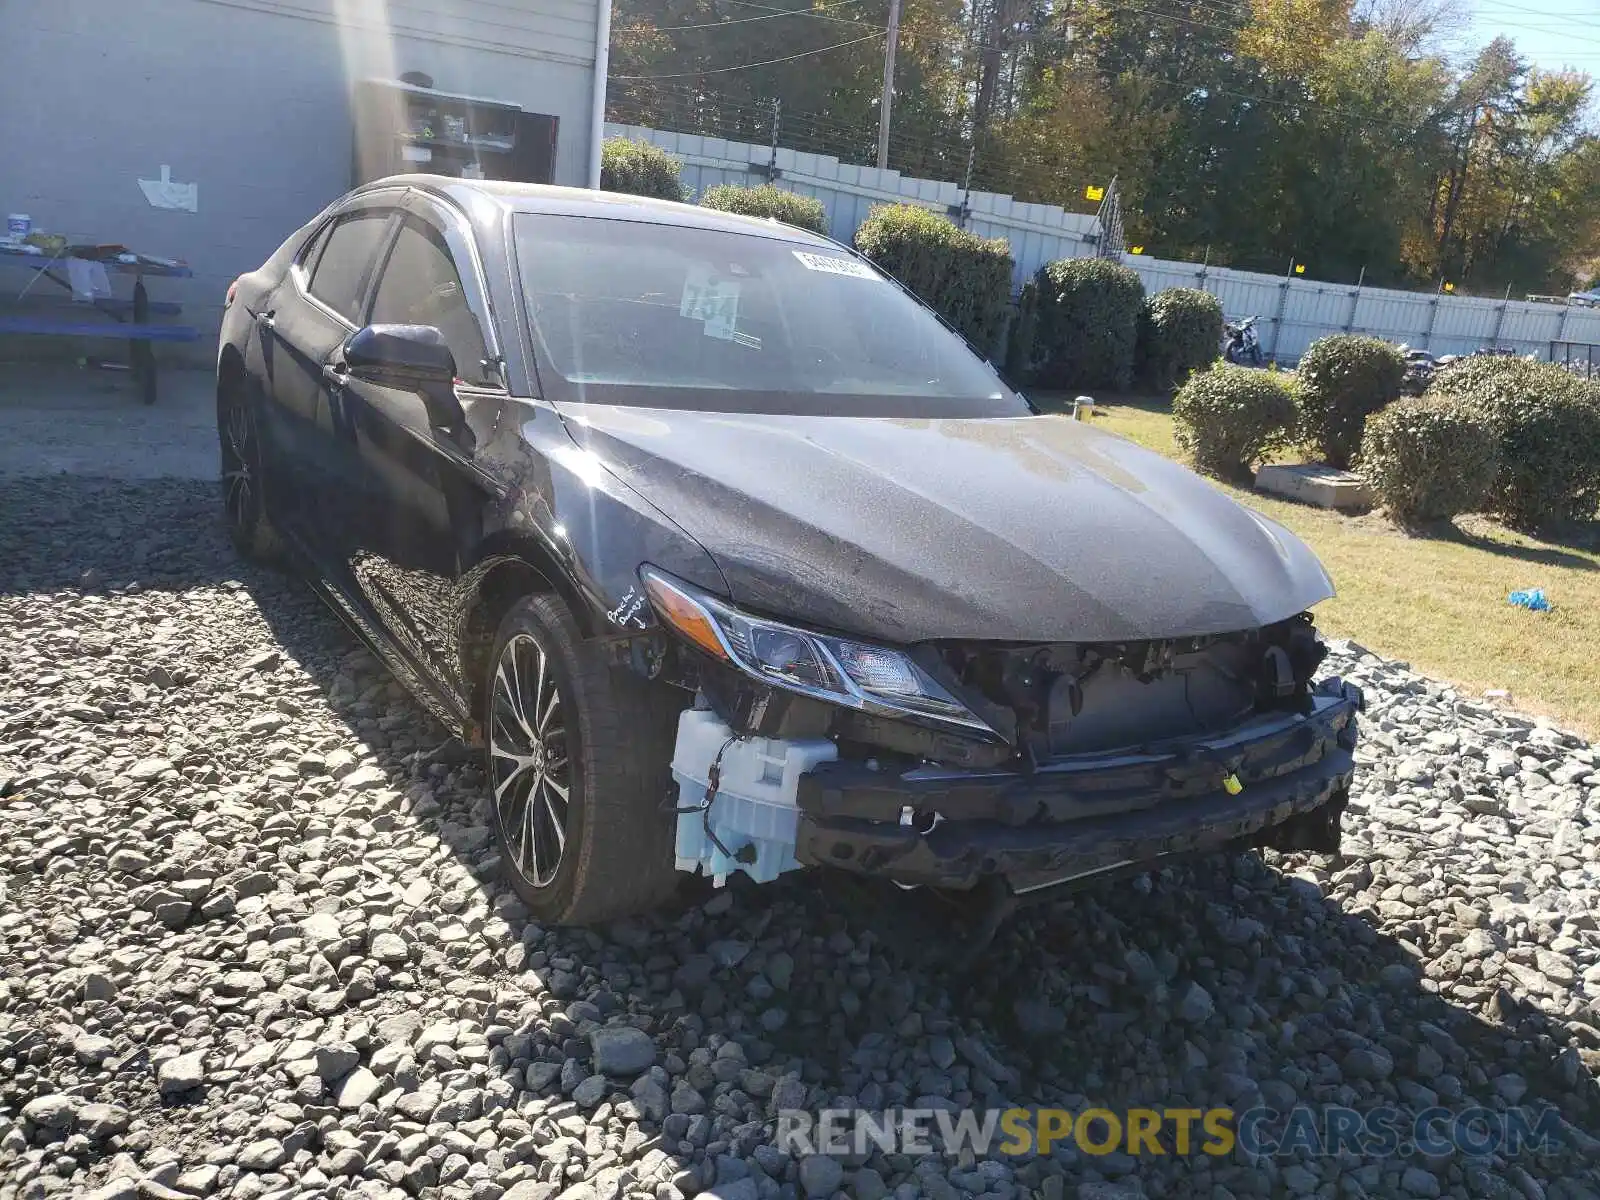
top-left (217, 177), bottom-right (1361, 932)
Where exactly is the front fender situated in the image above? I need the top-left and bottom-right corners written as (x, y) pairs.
top-left (486, 399), bottom-right (727, 632)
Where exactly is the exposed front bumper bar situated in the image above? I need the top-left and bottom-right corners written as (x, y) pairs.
top-left (795, 684), bottom-right (1361, 890)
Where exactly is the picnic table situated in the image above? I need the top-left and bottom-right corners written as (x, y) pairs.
top-left (0, 240), bottom-right (199, 404)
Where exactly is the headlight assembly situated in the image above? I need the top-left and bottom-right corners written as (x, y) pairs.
top-left (640, 567), bottom-right (996, 737)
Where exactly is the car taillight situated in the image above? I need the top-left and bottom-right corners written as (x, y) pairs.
top-left (225, 279), bottom-right (239, 308)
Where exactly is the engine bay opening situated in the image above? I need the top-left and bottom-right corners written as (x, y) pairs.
top-left (928, 613), bottom-right (1327, 761)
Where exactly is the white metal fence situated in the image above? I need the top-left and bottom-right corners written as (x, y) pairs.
top-left (607, 122), bottom-right (1600, 363)
top-left (605, 122), bottom-right (1101, 293)
top-left (1126, 257), bottom-right (1600, 364)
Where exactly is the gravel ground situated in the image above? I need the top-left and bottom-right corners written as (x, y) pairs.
top-left (3, 475), bottom-right (1600, 1200)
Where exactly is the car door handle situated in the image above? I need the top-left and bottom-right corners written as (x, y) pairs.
top-left (254, 309), bottom-right (275, 332)
top-left (322, 361), bottom-right (349, 386)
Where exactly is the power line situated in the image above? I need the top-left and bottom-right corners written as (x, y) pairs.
top-left (1471, 0), bottom-right (1600, 32)
top-left (719, 0), bottom-right (880, 29)
top-left (1470, 19), bottom-right (1600, 51)
top-left (661, 0), bottom-right (1056, 56)
top-left (611, 0), bottom-right (1584, 139)
top-left (619, 0), bottom-right (867, 34)
top-left (611, 32), bottom-right (886, 79)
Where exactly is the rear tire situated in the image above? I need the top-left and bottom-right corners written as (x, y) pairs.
top-left (217, 375), bottom-right (284, 563)
top-left (486, 593), bottom-right (681, 924)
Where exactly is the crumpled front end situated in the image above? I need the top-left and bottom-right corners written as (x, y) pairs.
top-left (665, 609), bottom-right (1362, 897)
top-left (794, 679), bottom-right (1360, 891)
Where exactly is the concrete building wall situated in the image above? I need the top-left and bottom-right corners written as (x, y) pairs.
top-left (1, 0), bottom-right (600, 349)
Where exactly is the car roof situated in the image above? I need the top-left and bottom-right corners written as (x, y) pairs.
top-left (358, 174), bottom-right (840, 248)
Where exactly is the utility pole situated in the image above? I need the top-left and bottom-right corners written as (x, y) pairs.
top-left (876, 0), bottom-right (901, 170)
top-left (768, 99), bottom-right (781, 178)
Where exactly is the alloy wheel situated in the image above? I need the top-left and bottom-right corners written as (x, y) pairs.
top-left (490, 632), bottom-right (572, 887)
top-left (220, 394), bottom-right (256, 533)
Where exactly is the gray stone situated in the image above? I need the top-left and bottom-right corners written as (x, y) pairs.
top-left (236, 1138), bottom-right (289, 1171)
top-left (591, 1025), bottom-right (657, 1077)
top-left (1177, 981), bottom-right (1215, 1023)
top-left (300, 911), bottom-right (343, 944)
top-left (798, 1155), bottom-right (844, 1198)
top-left (369, 931), bottom-right (410, 964)
top-left (22, 1094), bottom-right (79, 1130)
top-left (314, 1042), bottom-right (360, 1080)
top-left (108, 848), bottom-right (152, 873)
top-left (234, 871), bottom-right (275, 899)
top-left (74, 1032), bottom-right (116, 1064)
top-left (671, 1079), bottom-right (707, 1115)
top-left (1013, 997), bottom-right (1068, 1038)
top-left (1401, 1167), bottom-right (1442, 1198)
top-left (78, 1103), bottom-right (130, 1139)
top-left (1282, 1164), bottom-right (1319, 1194)
top-left (156, 1050), bottom-right (206, 1095)
top-left (853, 1167), bottom-right (889, 1200)
top-left (630, 1076), bottom-right (670, 1122)
top-left (338, 1066), bottom-right (383, 1109)
top-left (128, 757), bottom-right (174, 781)
top-left (153, 899), bottom-right (192, 928)
top-left (342, 764), bottom-right (390, 791)
top-left (1342, 1045), bottom-right (1394, 1081)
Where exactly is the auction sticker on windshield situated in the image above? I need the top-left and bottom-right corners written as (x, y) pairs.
top-left (680, 266), bottom-right (741, 340)
top-left (792, 250), bottom-right (879, 280)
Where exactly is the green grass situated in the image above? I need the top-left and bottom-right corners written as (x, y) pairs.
top-left (1043, 392), bottom-right (1600, 737)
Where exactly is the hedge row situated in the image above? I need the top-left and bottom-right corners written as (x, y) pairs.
top-left (598, 137), bottom-right (684, 201)
top-left (597, 141), bottom-right (1238, 391)
top-left (852, 204), bottom-right (1014, 353)
top-left (1295, 335), bottom-right (1407, 468)
top-left (1423, 357), bottom-right (1600, 529)
top-left (1173, 342), bottom-right (1600, 530)
top-left (1359, 399), bottom-right (1500, 525)
top-left (1172, 365), bottom-right (1298, 482)
top-left (1011, 258), bottom-right (1147, 390)
top-left (1139, 287), bottom-right (1224, 392)
top-left (699, 184), bottom-right (829, 234)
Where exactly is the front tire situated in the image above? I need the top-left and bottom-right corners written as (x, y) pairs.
top-left (217, 376), bottom-right (284, 563)
top-left (486, 593), bottom-right (681, 924)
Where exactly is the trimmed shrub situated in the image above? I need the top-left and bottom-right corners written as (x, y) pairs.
top-left (699, 185), bottom-right (828, 234)
top-left (853, 204), bottom-right (1013, 353)
top-left (1426, 356), bottom-right (1600, 529)
top-left (599, 137), bottom-right (683, 201)
top-left (1173, 363), bottom-right (1299, 482)
top-left (1139, 287), bottom-right (1224, 391)
top-left (1359, 398), bottom-right (1500, 524)
top-left (1023, 258), bottom-right (1146, 391)
top-left (1295, 335), bottom-right (1407, 468)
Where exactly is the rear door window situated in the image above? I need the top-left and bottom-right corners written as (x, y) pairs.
top-left (296, 221), bottom-right (333, 279)
top-left (308, 211), bottom-right (391, 322)
top-left (368, 217), bottom-right (493, 385)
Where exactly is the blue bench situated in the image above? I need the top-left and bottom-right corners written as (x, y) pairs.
top-left (0, 316), bottom-right (199, 341)
top-left (1, 244), bottom-right (196, 404)
top-left (93, 296), bottom-right (185, 318)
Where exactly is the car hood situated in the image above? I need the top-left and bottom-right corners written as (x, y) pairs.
top-left (557, 405), bottom-right (1333, 644)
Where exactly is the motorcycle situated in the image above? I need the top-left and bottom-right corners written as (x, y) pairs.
top-left (1222, 316), bottom-right (1263, 366)
top-left (1398, 344), bottom-right (1437, 395)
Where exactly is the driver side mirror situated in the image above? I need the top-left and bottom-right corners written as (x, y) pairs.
top-left (345, 323), bottom-right (457, 390)
top-left (344, 324), bottom-right (469, 443)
